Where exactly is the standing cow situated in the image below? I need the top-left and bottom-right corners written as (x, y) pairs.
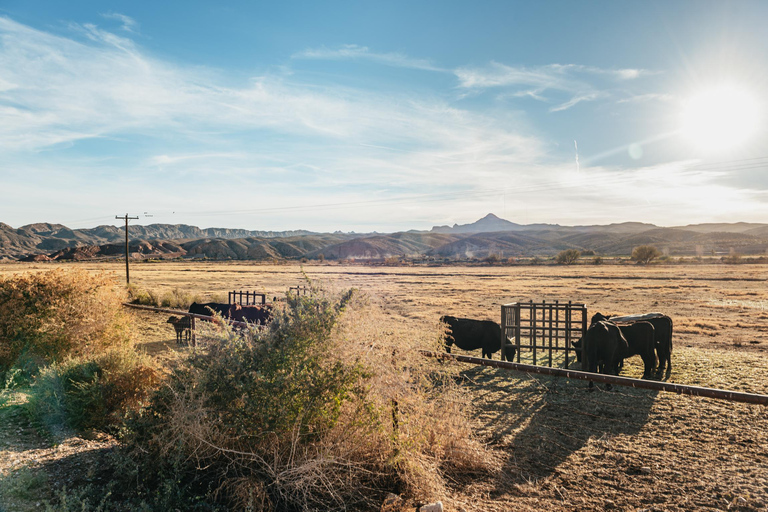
top-left (593, 312), bottom-right (673, 376)
top-left (577, 320), bottom-right (628, 389)
top-left (166, 315), bottom-right (191, 344)
top-left (440, 316), bottom-right (515, 361)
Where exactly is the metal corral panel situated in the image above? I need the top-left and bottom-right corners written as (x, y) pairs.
top-left (501, 300), bottom-right (587, 369)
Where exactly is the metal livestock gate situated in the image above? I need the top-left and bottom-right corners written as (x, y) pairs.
top-left (501, 300), bottom-right (587, 369)
top-left (228, 290), bottom-right (267, 305)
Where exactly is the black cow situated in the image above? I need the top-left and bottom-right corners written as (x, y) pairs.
top-left (575, 321), bottom-right (628, 389)
top-left (440, 316), bottom-right (515, 361)
top-left (188, 302), bottom-right (232, 319)
top-left (616, 321), bottom-right (657, 378)
top-left (594, 312), bottom-right (673, 376)
top-left (166, 315), bottom-right (191, 344)
top-left (229, 304), bottom-right (273, 325)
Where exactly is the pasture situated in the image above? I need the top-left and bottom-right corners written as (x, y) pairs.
top-left (1, 261), bottom-right (767, 510)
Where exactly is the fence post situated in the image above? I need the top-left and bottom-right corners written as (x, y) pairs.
top-left (190, 316), bottom-right (196, 347)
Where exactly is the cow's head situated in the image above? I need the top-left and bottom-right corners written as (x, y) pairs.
top-left (590, 312), bottom-right (610, 327)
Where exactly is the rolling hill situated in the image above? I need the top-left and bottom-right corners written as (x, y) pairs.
top-left (3, 215), bottom-right (768, 261)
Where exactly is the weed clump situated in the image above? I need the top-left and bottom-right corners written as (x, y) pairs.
top-left (126, 284), bottom-right (496, 510)
top-left (0, 269), bottom-right (132, 374)
top-left (28, 345), bottom-right (161, 435)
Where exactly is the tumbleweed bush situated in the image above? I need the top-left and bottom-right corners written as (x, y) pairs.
top-left (127, 282), bottom-right (497, 511)
top-left (0, 269), bottom-right (133, 374)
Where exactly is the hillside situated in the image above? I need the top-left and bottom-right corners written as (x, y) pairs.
top-left (4, 215), bottom-right (768, 261)
top-left (0, 222), bottom-right (319, 260)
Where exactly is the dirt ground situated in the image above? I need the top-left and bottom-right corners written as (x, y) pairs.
top-left (1, 261), bottom-right (767, 511)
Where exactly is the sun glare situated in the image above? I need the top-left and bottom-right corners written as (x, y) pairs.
top-left (680, 85), bottom-right (761, 152)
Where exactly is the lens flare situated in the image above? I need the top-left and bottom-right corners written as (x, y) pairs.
top-left (680, 85), bottom-right (760, 152)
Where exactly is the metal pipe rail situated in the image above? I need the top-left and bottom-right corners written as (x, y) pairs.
top-left (420, 350), bottom-right (768, 406)
top-left (122, 302), bottom-right (252, 329)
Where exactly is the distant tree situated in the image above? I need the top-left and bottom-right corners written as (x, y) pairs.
top-left (317, 253), bottom-right (325, 262)
top-left (631, 245), bottom-right (661, 264)
top-left (556, 249), bottom-right (581, 265)
top-left (592, 256), bottom-right (603, 265)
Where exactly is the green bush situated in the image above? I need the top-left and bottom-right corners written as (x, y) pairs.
top-left (127, 284), bottom-right (159, 306)
top-left (0, 269), bottom-right (132, 373)
top-left (28, 346), bottom-right (160, 435)
top-left (125, 283), bottom-right (495, 510)
top-left (556, 249), bottom-right (581, 264)
top-left (631, 245), bottom-right (662, 264)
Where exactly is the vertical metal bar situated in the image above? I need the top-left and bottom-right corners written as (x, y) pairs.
top-left (565, 302), bottom-right (571, 369)
top-left (532, 300), bottom-right (537, 366)
top-left (581, 304), bottom-right (588, 370)
top-left (548, 302), bottom-right (553, 367)
top-left (500, 305), bottom-right (506, 361)
top-left (555, 300), bottom-right (560, 366)
top-left (515, 304), bottom-right (521, 363)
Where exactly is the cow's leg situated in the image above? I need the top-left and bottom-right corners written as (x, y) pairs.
top-left (657, 344), bottom-right (669, 374)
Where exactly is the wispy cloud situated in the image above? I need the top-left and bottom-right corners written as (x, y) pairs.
top-left (455, 62), bottom-right (653, 112)
top-left (100, 12), bottom-right (138, 33)
top-left (617, 93), bottom-right (675, 104)
top-left (549, 92), bottom-right (604, 112)
top-left (293, 44), bottom-right (445, 72)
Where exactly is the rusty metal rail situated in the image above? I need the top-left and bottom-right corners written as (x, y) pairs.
top-left (420, 350), bottom-right (768, 406)
top-left (122, 303), bottom-right (251, 329)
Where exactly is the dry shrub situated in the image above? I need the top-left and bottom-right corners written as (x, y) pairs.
top-left (159, 288), bottom-right (203, 309)
top-left (127, 283), bottom-right (497, 510)
top-left (29, 344), bottom-right (161, 434)
top-left (0, 269), bottom-right (132, 372)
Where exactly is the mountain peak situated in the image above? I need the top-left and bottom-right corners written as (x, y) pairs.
top-left (432, 213), bottom-right (520, 234)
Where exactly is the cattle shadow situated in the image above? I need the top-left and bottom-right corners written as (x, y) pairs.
top-left (458, 361), bottom-right (659, 493)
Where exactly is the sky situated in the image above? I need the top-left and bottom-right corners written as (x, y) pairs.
top-left (2, 0), bottom-right (768, 232)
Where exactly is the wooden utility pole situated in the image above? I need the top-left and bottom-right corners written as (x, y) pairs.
top-left (116, 214), bottom-right (139, 284)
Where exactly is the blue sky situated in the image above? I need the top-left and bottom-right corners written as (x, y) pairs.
top-left (2, 1), bottom-right (768, 231)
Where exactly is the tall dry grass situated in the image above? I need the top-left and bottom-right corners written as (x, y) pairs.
top-left (127, 283), bottom-right (498, 510)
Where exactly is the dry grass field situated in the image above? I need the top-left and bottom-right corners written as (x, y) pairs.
top-left (1, 261), bottom-right (767, 511)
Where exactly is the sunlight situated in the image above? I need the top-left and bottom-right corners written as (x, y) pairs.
top-left (680, 85), bottom-right (761, 152)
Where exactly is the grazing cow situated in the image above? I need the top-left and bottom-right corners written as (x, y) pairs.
top-left (574, 321), bottom-right (628, 389)
top-left (229, 304), bottom-right (273, 325)
top-left (616, 321), bottom-right (657, 378)
top-left (440, 316), bottom-right (515, 361)
top-left (166, 315), bottom-right (191, 344)
top-left (596, 312), bottom-right (673, 375)
top-left (188, 302), bottom-right (232, 319)
top-left (586, 313), bottom-right (657, 378)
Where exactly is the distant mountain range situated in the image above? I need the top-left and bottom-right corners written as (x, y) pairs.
top-left (3, 214), bottom-right (768, 262)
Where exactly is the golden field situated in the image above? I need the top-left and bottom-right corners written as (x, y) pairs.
top-left (1, 260), bottom-right (767, 511)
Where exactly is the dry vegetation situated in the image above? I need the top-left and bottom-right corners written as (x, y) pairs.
top-left (1, 261), bottom-right (767, 510)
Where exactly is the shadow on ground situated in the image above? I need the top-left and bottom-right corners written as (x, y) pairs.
top-left (459, 363), bottom-right (659, 495)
